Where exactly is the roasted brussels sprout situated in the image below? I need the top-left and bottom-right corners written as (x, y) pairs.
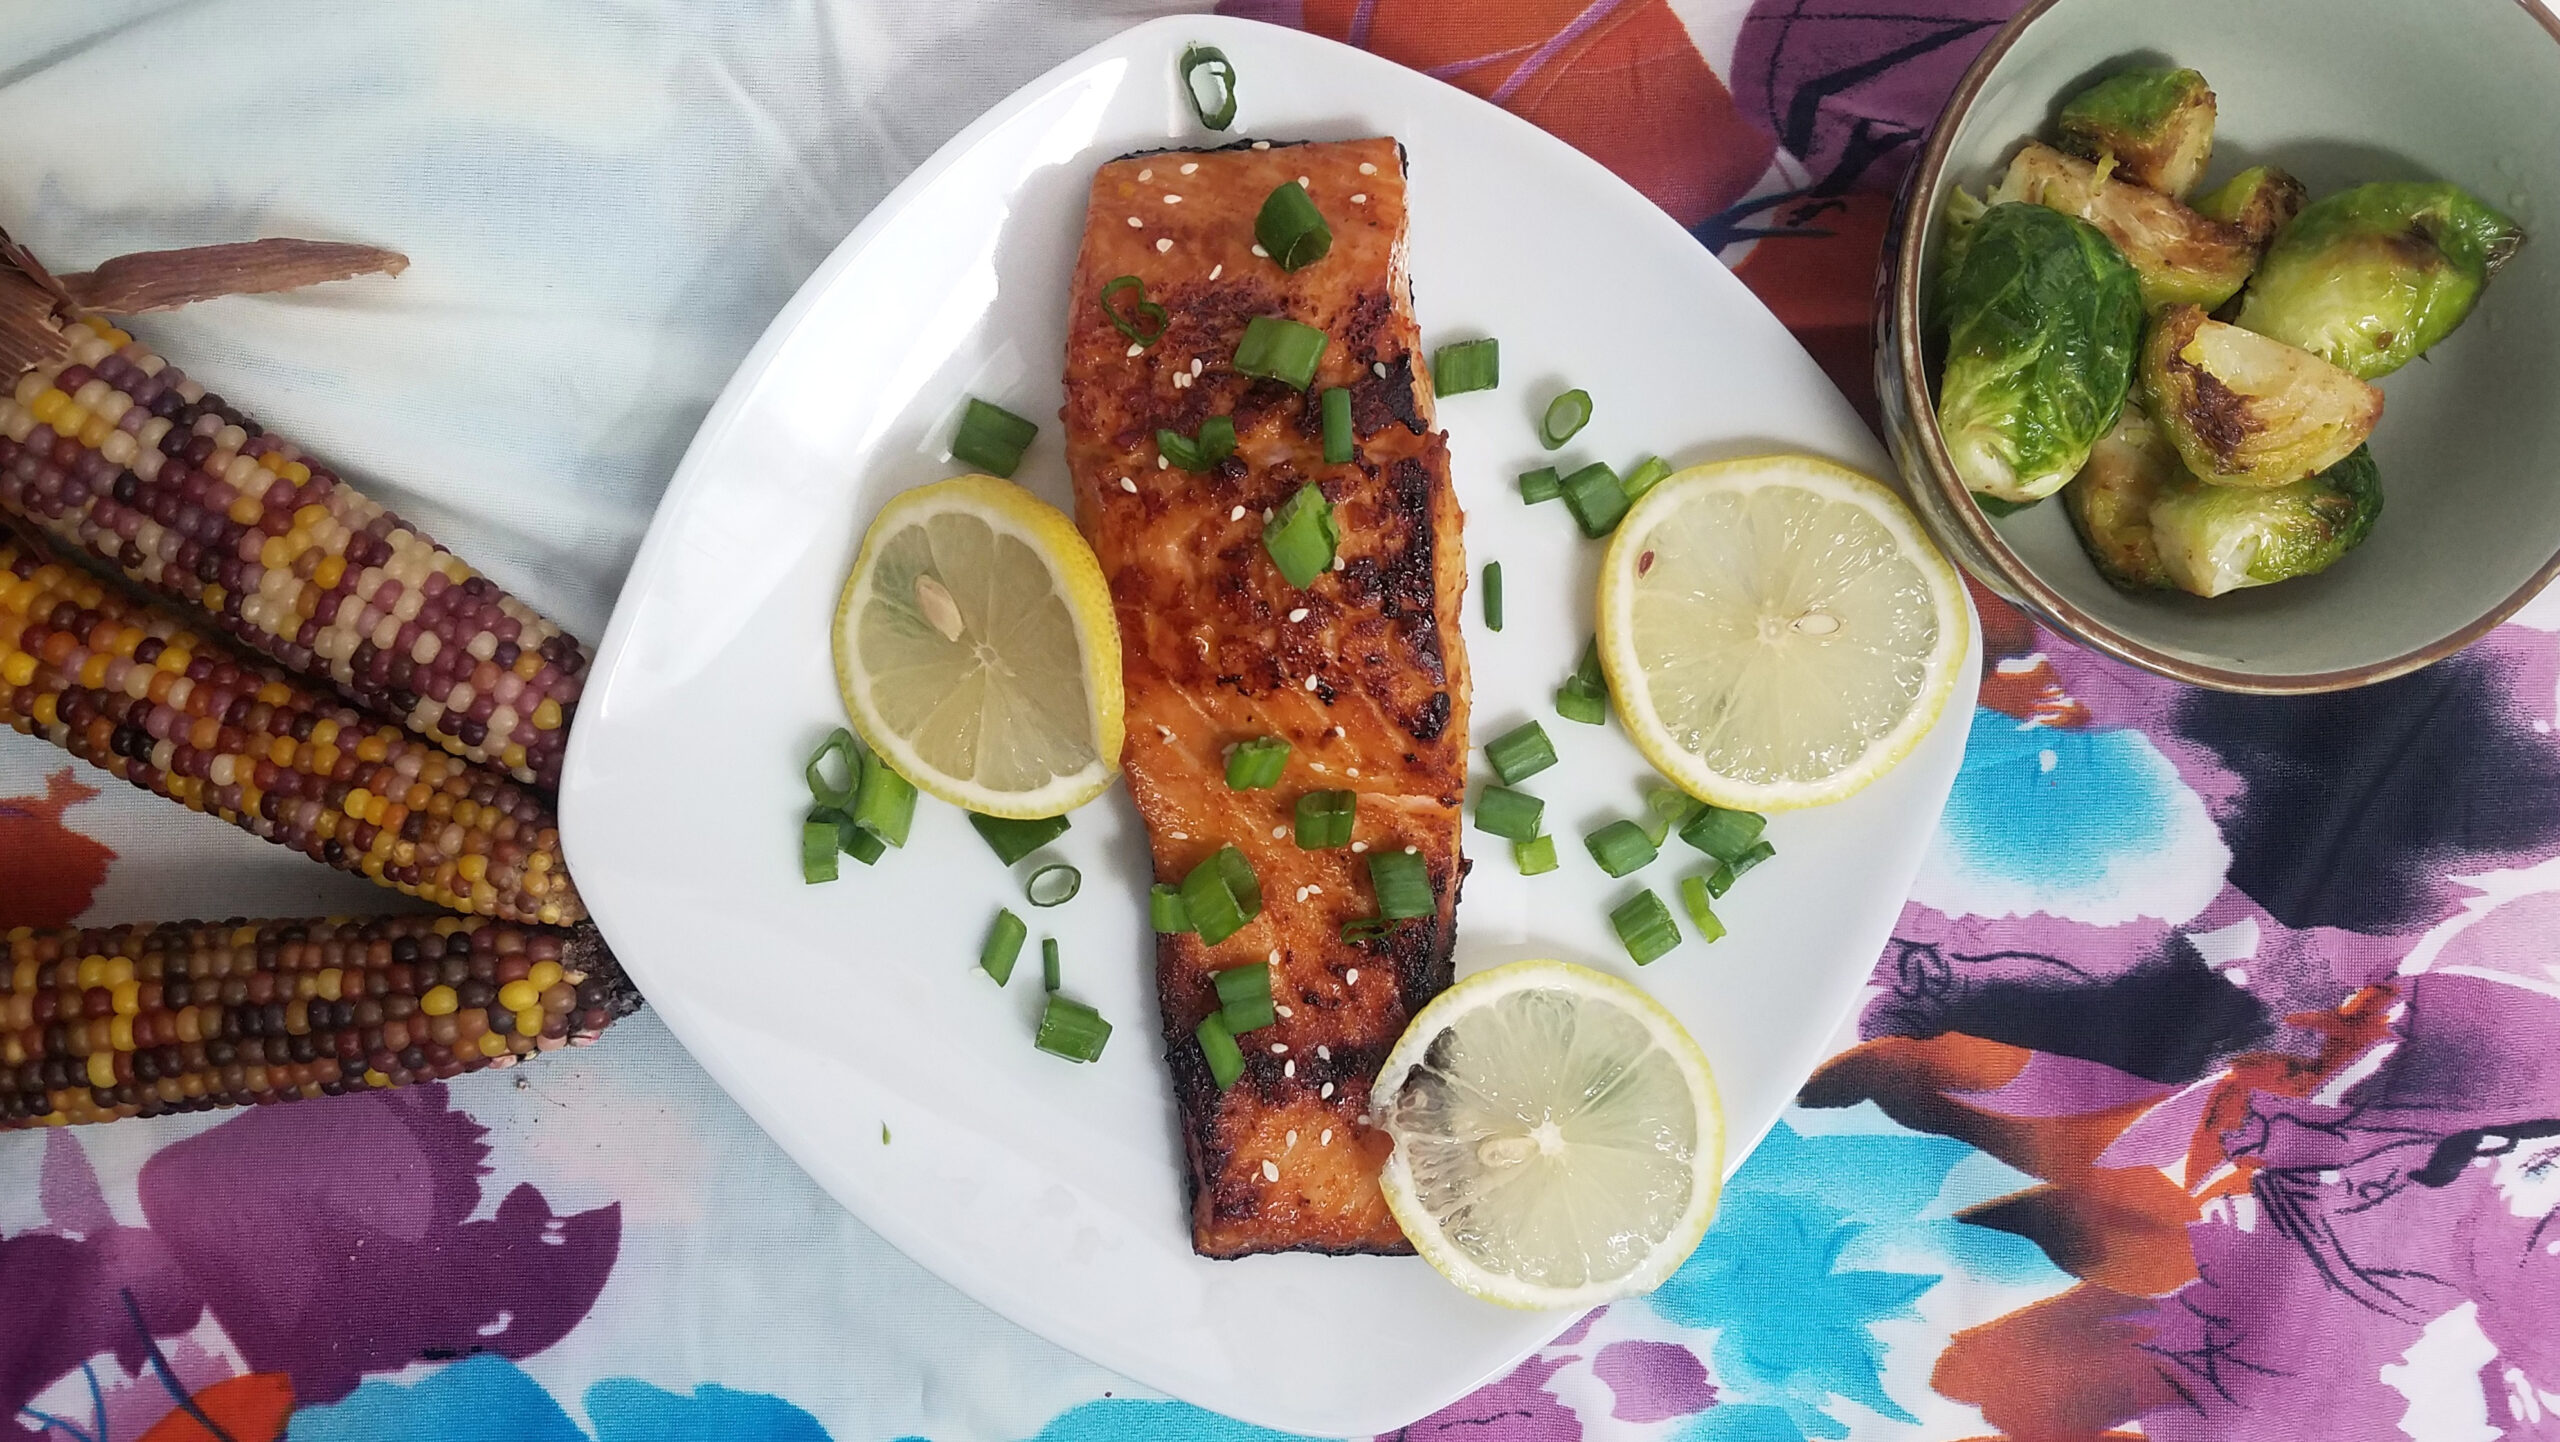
top-left (1993, 143), bottom-right (2260, 312)
top-left (1935, 202), bottom-right (2146, 504)
top-left (2234, 181), bottom-right (2526, 379)
top-left (2149, 446), bottom-right (2382, 596)
top-left (2192, 164), bottom-right (2308, 246)
top-left (2058, 67), bottom-right (2217, 198)
top-left (2063, 402), bottom-right (2178, 591)
top-left (2142, 303), bottom-right (2383, 488)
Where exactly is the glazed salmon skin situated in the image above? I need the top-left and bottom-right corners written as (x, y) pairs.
top-left (1062, 138), bottom-right (1470, 1257)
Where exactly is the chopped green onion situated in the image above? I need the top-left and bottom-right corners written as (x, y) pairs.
top-left (981, 909), bottom-right (1027, 984)
top-left (1197, 1011), bottom-right (1246, 1089)
top-left (1433, 338), bottom-right (1499, 396)
top-left (1679, 875), bottom-right (1727, 943)
top-left (1679, 805), bottom-right (1767, 863)
top-left (1611, 890), bottom-right (1682, 965)
top-left (1043, 937), bottom-right (1062, 992)
top-left (1026, 863), bottom-right (1081, 908)
top-left (1235, 316), bottom-right (1327, 390)
top-left (1255, 180), bottom-right (1333, 272)
top-left (1585, 819), bottom-right (1658, 877)
top-left (1214, 962), bottom-right (1276, 1033)
top-left (1482, 561), bottom-right (1503, 632)
top-left (1035, 995), bottom-right (1112, 1062)
top-left (1179, 44), bottom-right (1239, 129)
top-left (1539, 388), bottom-right (1592, 448)
top-left (1320, 386), bottom-right (1354, 464)
top-left (804, 728), bottom-right (859, 810)
top-left (1099, 275), bottom-right (1169, 347)
top-left (1158, 415), bottom-right (1238, 471)
top-left (1623, 455), bottom-right (1672, 501)
top-left (1150, 883), bottom-right (1193, 933)
top-left (1225, 735), bottom-right (1291, 790)
top-left (1704, 840), bottom-right (1774, 898)
top-left (1514, 834), bottom-right (1559, 875)
top-left (1473, 785), bottom-right (1545, 843)
top-left (1370, 849), bottom-right (1433, 920)
top-left (830, 808), bottom-right (888, 867)
top-left (1571, 636), bottom-right (1608, 693)
top-left (1295, 789), bottom-right (1357, 849)
top-left (969, 812), bottom-right (1070, 865)
top-left (1556, 687), bottom-right (1607, 726)
top-left (1642, 786), bottom-right (1705, 847)
top-left (951, 397), bottom-right (1038, 478)
top-left (1341, 917), bottom-right (1397, 943)
top-left (853, 750), bottom-right (917, 848)
top-left (1182, 845), bottom-right (1265, 945)
top-left (1519, 466), bottom-right (1563, 504)
top-left (1484, 721), bottom-right (1557, 785)
top-left (801, 818), bottom-right (841, 884)
top-left (1262, 483), bottom-right (1338, 587)
top-left (1976, 493), bottom-right (2036, 518)
top-left (1561, 461), bottom-right (1630, 537)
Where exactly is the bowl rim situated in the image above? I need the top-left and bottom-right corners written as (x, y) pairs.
top-left (1888, 0), bottom-right (2560, 694)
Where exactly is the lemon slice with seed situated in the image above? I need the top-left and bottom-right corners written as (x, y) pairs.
top-left (834, 474), bottom-right (1123, 818)
top-left (1597, 455), bottom-right (1967, 812)
top-left (1374, 959), bottom-right (1723, 1310)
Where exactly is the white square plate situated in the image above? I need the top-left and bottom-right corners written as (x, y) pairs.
top-left (562, 15), bottom-right (1978, 1434)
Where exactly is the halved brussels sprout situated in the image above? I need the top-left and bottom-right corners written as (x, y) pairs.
top-left (2058, 67), bottom-right (2216, 198)
top-left (2063, 402), bottom-right (2178, 591)
top-left (1993, 143), bottom-right (2259, 312)
top-left (2192, 165), bottom-right (2308, 246)
top-left (2234, 181), bottom-right (2526, 379)
top-left (2149, 446), bottom-right (2382, 596)
top-left (2142, 304), bottom-right (2383, 488)
top-left (1935, 202), bottom-right (2146, 504)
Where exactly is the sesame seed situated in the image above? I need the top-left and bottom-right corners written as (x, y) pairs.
top-left (1346, 766), bottom-right (1360, 777)
top-left (1271, 1043), bottom-right (1289, 1055)
top-left (1351, 842), bottom-right (1367, 853)
top-left (1170, 830), bottom-right (1188, 840)
top-left (1181, 162), bottom-right (1199, 174)
top-left (1289, 607), bottom-right (1309, 622)
top-left (1126, 342), bottom-right (1144, 357)
top-left (1191, 358), bottom-right (1204, 375)
top-left (1252, 140), bottom-right (1271, 150)
top-left (1120, 477), bottom-right (1138, 493)
top-left (1317, 1045), bottom-right (1331, 1060)
top-left (1262, 507), bottom-right (1273, 522)
top-left (1304, 674), bottom-right (1320, 691)
top-left (1158, 456), bottom-right (1170, 469)
top-left (1405, 845), bottom-right (1419, 855)
top-left (1272, 824), bottom-right (1288, 838)
top-left (1320, 1082), bottom-right (1335, 1098)
top-left (1373, 361), bottom-right (1389, 377)
top-left (1270, 949), bottom-right (1281, 964)
top-left (1251, 243), bottom-right (1269, 257)
top-left (1127, 216), bottom-right (1143, 228)
top-left (1307, 884), bottom-right (1322, 895)
top-left (1173, 372), bottom-right (1191, 388)
top-left (1285, 1059), bottom-right (1296, 1077)
top-left (1230, 505), bottom-right (1247, 521)
top-left (1297, 175), bottom-right (1310, 187)
top-left (1295, 887), bottom-right (1309, 902)
top-left (1155, 237), bottom-right (1173, 253)
top-left (1359, 161), bottom-right (1377, 175)
top-left (1208, 263), bottom-right (1222, 279)
top-left (1277, 1005), bottom-right (1293, 1019)
top-left (1331, 726), bottom-right (1345, 737)
top-left (1321, 1128), bottom-right (1333, 1145)
top-left (1158, 725), bottom-right (1176, 741)
top-left (1345, 968), bottom-right (1360, 983)
top-left (1262, 1159), bottom-right (1280, 1181)
top-left (1286, 1129), bottom-right (1299, 1148)
top-left (1139, 168), bottom-right (1153, 180)
top-left (1311, 762), bottom-right (1328, 772)
top-left (1350, 193), bottom-right (1367, 204)
top-left (1333, 555), bottom-right (1346, 571)
top-left (1163, 194), bottom-right (1183, 205)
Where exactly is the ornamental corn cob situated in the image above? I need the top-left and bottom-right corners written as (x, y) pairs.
top-left (0, 528), bottom-right (582, 924)
top-left (1, 914), bottom-right (639, 1128)
top-left (0, 314), bottom-right (588, 788)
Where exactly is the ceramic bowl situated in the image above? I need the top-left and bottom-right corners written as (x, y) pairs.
top-left (1877, 0), bottom-right (2560, 691)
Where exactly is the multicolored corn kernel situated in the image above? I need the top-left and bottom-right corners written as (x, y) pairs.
top-left (0, 316), bottom-right (587, 788)
top-left (0, 529), bottom-right (582, 923)
top-left (0, 914), bottom-right (640, 1128)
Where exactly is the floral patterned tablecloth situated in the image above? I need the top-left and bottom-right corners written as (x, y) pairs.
top-left (7, 2), bottom-right (2559, 1439)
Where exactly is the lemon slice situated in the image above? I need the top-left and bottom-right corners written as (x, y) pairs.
top-left (1597, 455), bottom-right (1967, 812)
top-left (1374, 959), bottom-right (1723, 1310)
top-left (834, 475), bottom-right (1123, 818)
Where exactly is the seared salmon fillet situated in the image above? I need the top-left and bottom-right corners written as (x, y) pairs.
top-left (1062, 138), bottom-right (1469, 1257)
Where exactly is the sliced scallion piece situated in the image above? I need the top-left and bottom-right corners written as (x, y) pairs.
top-left (1514, 834), bottom-right (1559, 875)
top-left (1484, 721), bottom-right (1557, 785)
top-left (801, 818), bottom-right (841, 884)
top-left (1561, 461), bottom-right (1630, 537)
top-left (1473, 785), bottom-right (1545, 843)
top-left (1179, 44), bottom-right (1239, 130)
top-left (969, 812), bottom-right (1070, 866)
top-left (1703, 839), bottom-right (1775, 898)
top-left (834, 810), bottom-right (887, 867)
top-left (1043, 937), bottom-right (1062, 992)
top-left (1679, 805), bottom-right (1767, 863)
top-left (1679, 874), bottom-right (1727, 943)
top-left (853, 750), bottom-right (918, 848)
top-left (1584, 819), bottom-right (1658, 878)
top-left (981, 909), bottom-right (1028, 984)
top-left (805, 728), bottom-right (860, 811)
top-left (1099, 275), bottom-right (1169, 347)
top-left (1182, 844), bottom-right (1265, 945)
top-left (1158, 415), bottom-right (1238, 472)
top-left (1623, 455), bottom-right (1672, 501)
top-left (1540, 388), bottom-right (1592, 448)
top-left (1341, 917), bottom-right (1396, 943)
top-left (1642, 786), bottom-right (1705, 847)
top-left (1321, 385), bottom-right (1354, 464)
top-left (1035, 995), bottom-right (1112, 1062)
top-left (951, 398), bottom-right (1038, 478)
top-left (1433, 338), bottom-right (1498, 396)
top-left (1256, 180), bottom-right (1333, 272)
top-left (1225, 735), bottom-right (1291, 790)
top-left (1370, 849), bottom-right (1433, 920)
top-left (1483, 561), bottom-right (1503, 632)
top-left (1263, 483), bottom-right (1338, 587)
top-left (1026, 863), bottom-right (1081, 908)
top-left (1150, 883), bottom-right (1193, 933)
top-left (1295, 789), bottom-right (1357, 849)
top-left (1235, 316), bottom-right (1327, 390)
top-left (1214, 962), bottom-right (1276, 1033)
top-left (1198, 1011), bottom-right (1246, 1089)
top-left (1610, 890), bottom-right (1681, 965)
top-left (1557, 636), bottom-right (1610, 726)
top-left (1519, 466), bottom-right (1563, 504)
